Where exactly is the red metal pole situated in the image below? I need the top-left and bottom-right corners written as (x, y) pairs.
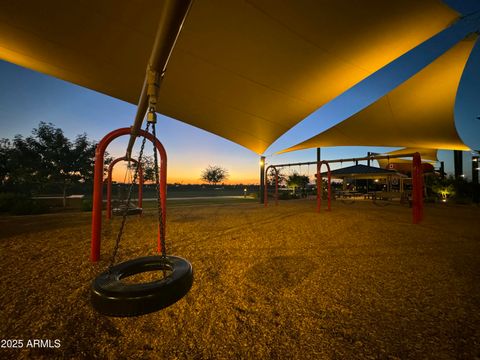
top-left (138, 165), bottom-right (143, 211)
top-left (264, 166), bottom-right (270, 207)
top-left (91, 144), bottom-right (106, 262)
top-left (274, 168), bottom-right (279, 206)
top-left (412, 152), bottom-right (424, 224)
top-left (316, 162), bottom-right (321, 213)
top-left (106, 157), bottom-right (143, 219)
top-left (317, 161), bottom-right (332, 212)
top-left (159, 146), bottom-right (167, 253)
top-left (323, 161), bottom-right (332, 211)
top-left (91, 127), bottom-right (167, 262)
top-left (106, 167), bottom-right (112, 220)
top-left (264, 165), bottom-right (278, 207)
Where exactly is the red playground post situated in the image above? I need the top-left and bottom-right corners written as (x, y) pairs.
top-left (316, 161), bottom-right (331, 212)
top-left (264, 165), bottom-right (279, 207)
top-left (412, 152), bottom-right (424, 224)
top-left (91, 127), bottom-right (167, 262)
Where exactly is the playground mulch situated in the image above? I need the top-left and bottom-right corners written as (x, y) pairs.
top-left (1, 200), bottom-right (479, 359)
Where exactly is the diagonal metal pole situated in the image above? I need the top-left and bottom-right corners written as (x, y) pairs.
top-left (126, 0), bottom-right (193, 159)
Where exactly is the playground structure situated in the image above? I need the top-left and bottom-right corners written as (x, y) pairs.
top-left (264, 153), bottom-right (424, 224)
top-left (90, 127), bottom-right (166, 262)
top-left (265, 161), bottom-right (331, 212)
top-left (106, 156), bottom-right (144, 219)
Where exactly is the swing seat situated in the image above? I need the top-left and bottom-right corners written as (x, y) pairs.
top-left (112, 206), bottom-right (143, 216)
top-left (91, 255), bottom-right (193, 317)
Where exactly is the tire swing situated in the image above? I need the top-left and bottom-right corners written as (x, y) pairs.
top-left (106, 157), bottom-right (144, 219)
top-left (112, 205), bottom-right (143, 216)
top-left (91, 120), bottom-right (193, 317)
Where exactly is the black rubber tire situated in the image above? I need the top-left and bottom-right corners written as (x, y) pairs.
top-left (372, 198), bottom-right (390, 207)
top-left (112, 207), bottom-right (143, 216)
top-left (91, 256), bottom-right (193, 317)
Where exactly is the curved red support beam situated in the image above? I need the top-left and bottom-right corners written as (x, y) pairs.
top-left (106, 157), bottom-right (144, 220)
top-left (412, 152), bottom-right (424, 224)
top-left (264, 165), bottom-right (279, 207)
top-left (91, 127), bottom-right (167, 262)
top-left (316, 161), bottom-right (331, 212)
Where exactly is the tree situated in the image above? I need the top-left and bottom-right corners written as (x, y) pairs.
top-left (267, 168), bottom-right (287, 187)
top-left (0, 135), bottom-right (42, 193)
top-left (287, 172), bottom-right (310, 193)
top-left (139, 155), bottom-right (157, 183)
top-left (201, 165), bottom-right (229, 185)
top-left (1, 122), bottom-right (110, 207)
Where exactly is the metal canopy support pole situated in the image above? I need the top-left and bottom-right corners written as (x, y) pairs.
top-left (472, 156), bottom-right (479, 184)
top-left (126, 0), bottom-right (193, 159)
top-left (259, 156), bottom-right (265, 204)
top-left (454, 150), bottom-right (463, 180)
top-left (412, 152), bottom-right (424, 224)
top-left (440, 161), bottom-right (445, 179)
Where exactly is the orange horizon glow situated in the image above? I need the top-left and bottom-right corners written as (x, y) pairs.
top-left (110, 164), bottom-right (260, 185)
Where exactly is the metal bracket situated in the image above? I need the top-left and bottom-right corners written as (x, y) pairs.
top-left (147, 67), bottom-right (160, 123)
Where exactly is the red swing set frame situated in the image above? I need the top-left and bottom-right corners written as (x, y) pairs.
top-left (264, 161), bottom-right (331, 212)
top-left (264, 153), bottom-right (423, 224)
top-left (90, 127), bottom-right (167, 262)
top-left (106, 156), bottom-right (144, 220)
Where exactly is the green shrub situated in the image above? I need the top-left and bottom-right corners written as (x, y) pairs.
top-left (454, 197), bottom-right (472, 205)
top-left (0, 192), bottom-right (17, 212)
top-left (278, 192), bottom-right (299, 200)
top-left (11, 198), bottom-right (49, 215)
top-left (82, 198), bottom-right (93, 212)
top-left (424, 196), bottom-right (437, 203)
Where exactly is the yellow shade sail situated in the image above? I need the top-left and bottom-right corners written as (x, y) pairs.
top-left (284, 36), bottom-right (477, 153)
top-left (0, 0), bottom-right (457, 154)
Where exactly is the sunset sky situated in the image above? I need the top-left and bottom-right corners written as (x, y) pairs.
top-left (0, 0), bottom-right (478, 184)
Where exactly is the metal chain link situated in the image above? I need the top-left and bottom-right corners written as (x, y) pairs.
top-left (108, 122), bottom-right (151, 270)
top-left (151, 122), bottom-right (167, 258)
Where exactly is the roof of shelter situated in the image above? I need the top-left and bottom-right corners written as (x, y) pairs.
top-left (283, 36), bottom-right (477, 153)
top-left (0, 0), bottom-right (459, 154)
top-left (320, 164), bottom-right (404, 179)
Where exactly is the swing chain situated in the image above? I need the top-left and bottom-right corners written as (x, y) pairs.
top-left (151, 122), bottom-right (167, 258)
top-left (108, 122), bottom-right (151, 270)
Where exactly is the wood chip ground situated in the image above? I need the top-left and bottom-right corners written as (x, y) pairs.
top-left (1, 200), bottom-right (479, 359)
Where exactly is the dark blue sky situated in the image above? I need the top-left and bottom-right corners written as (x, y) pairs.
top-left (0, 0), bottom-right (479, 182)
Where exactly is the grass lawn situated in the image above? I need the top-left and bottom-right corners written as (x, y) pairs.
top-left (1, 200), bottom-right (479, 359)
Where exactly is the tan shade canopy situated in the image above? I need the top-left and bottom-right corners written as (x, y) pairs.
top-left (284, 36), bottom-right (477, 153)
top-left (0, 0), bottom-right (457, 154)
